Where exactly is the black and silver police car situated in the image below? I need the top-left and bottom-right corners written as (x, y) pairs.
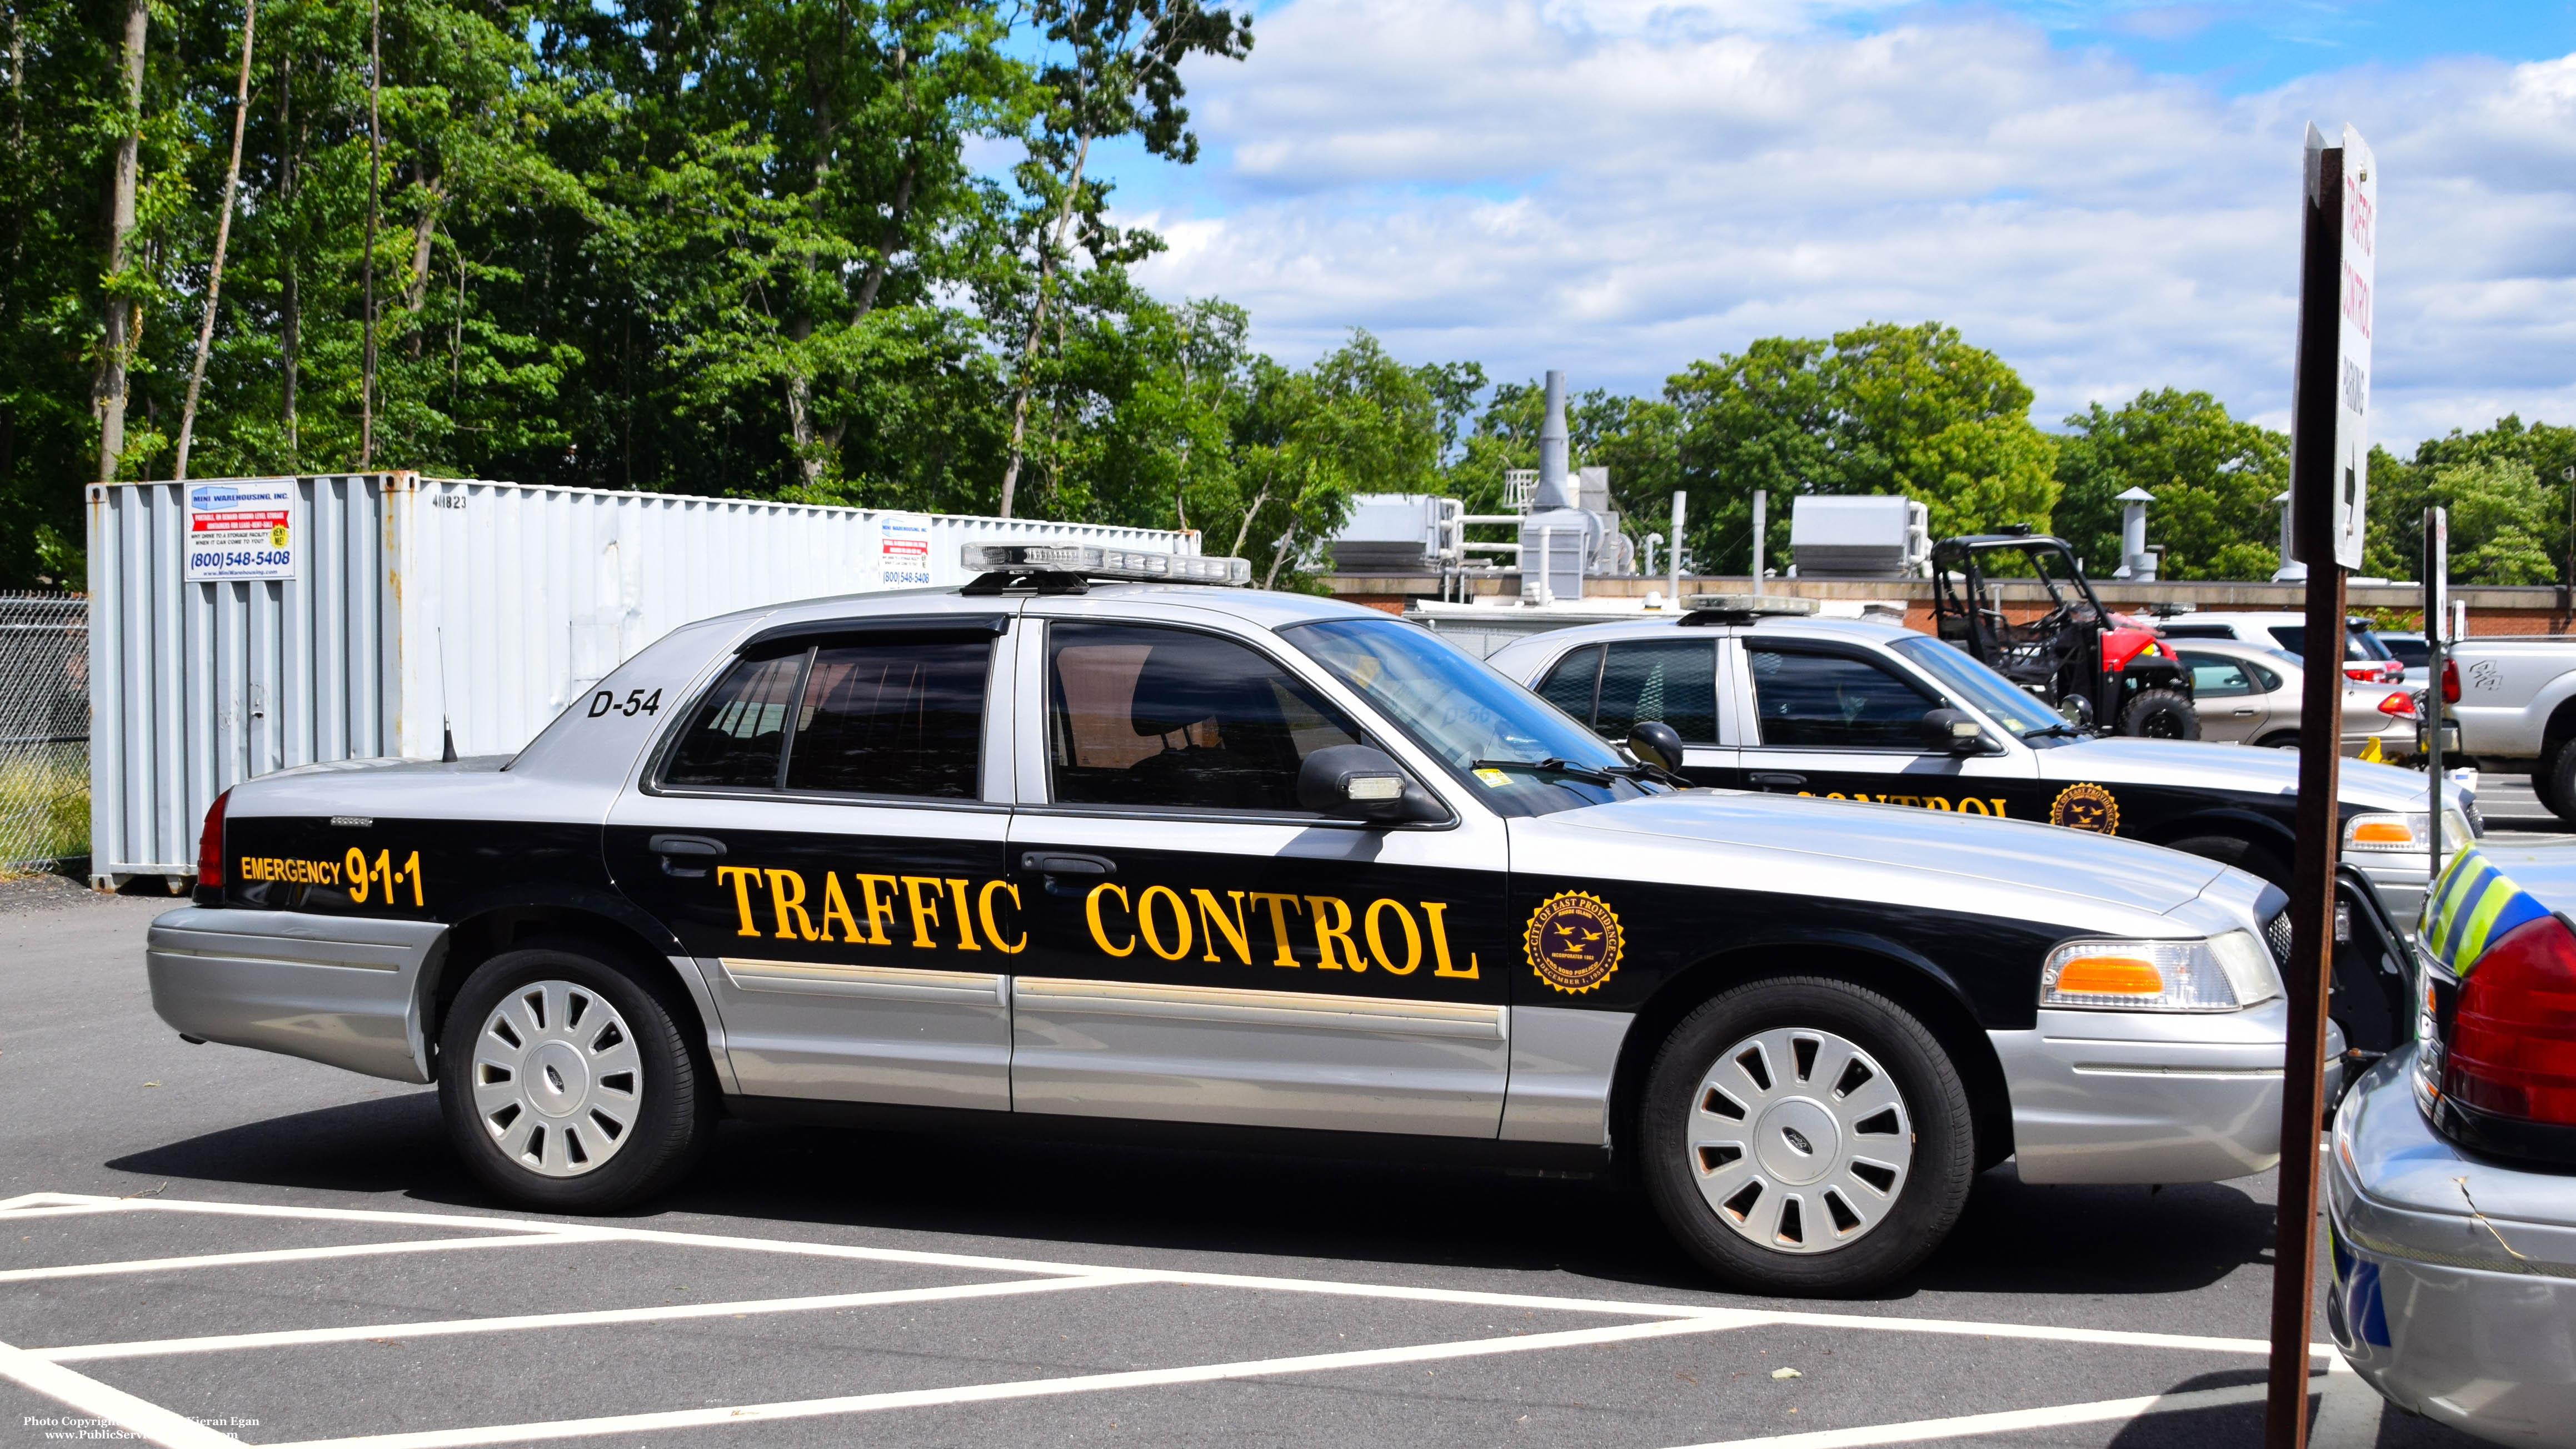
top-left (153, 547), bottom-right (2300, 1294)
top-left (1484, 600), bottom-right (2474, 924)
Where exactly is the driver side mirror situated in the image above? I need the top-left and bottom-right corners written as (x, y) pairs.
top-left (1297, 745), bottom-right (1446, 824)
top-left (1626, 720), bottom-right (1686, 774)
top-left (1921, 708), bottom-right (1993, 756)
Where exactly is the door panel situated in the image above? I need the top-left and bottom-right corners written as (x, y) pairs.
top-left (2179, 650), bottom-right (2268, 745)
top-left (1006, 611), bottom-right (1513, 1136)
top-left (606, 623), bottom-right (1018, 1109)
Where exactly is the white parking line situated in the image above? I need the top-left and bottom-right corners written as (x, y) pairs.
top-left (0, 1191), bottom-right (2359, 1449)
top-left (1668, 1381), bottom-right (2278, 1448)
top-left (36, 1272), bottom-right (1151, 1362)
top-left (261, 1316), bottom-right (1745, 1449)
top-left (0, 1231), bottom-right (605, 1285)
top-left (0, 1337), bottom-right (242, 1449)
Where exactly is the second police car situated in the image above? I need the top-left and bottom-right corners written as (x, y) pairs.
top-left (1484, 600), bottom-right (2475, 927)
top-left (154, 547), bottom-right (2303, 1295)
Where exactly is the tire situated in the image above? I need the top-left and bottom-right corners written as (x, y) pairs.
top-left (2544, 742), bottom-right (2576, 826)
top-left (437, 944), bottom-right (712, 1212)
top-left (2164, 833), bottom-right (2290, 890)
top-left (1639, 976), bottom-right (1975, 1296)
top-left (2117, 688), bottom-right (2200, 740)
top-left (2253, 731), bottom-right (2301, 751)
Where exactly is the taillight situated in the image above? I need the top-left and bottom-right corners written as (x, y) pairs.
top-left (2443, 659), bottom-right (2460, 704)
top-left (2344, 660), bottom-right (2399, 683)
top-left (2445, 914), bottom-right (2576, 1129)
top-left (2375, 691), bottom-right (2416, 718)
top-left (197, 789), bottom-right (231, 889)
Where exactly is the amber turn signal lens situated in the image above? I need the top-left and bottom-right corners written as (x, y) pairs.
top-left (2051, 957), bottom-right (2165, 995)
top-left (2350, 819), bottom-right (2417, 845)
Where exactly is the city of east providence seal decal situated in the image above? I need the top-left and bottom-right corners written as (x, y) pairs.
top-left (1525, 892), bottom-right (1624, 994)
top-left (2049, 781), bottom-right (2120, 835)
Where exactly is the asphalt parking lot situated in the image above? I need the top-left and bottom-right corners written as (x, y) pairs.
top-left (0, 829), bottom-right (2543, 1449)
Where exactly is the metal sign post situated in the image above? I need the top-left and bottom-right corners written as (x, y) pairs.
top-left (2427, 506), bottom-right (2448, 890)
top-left (2264, 121), bottom-right (2375, 1449)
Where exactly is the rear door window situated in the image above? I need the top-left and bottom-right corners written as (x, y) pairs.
top-left (1596, 639), bottom-right (1718, 743)
top-left (1536, 645), bottom-right (1603, 724)
top-left (660, 631), bottom-right (995, 799)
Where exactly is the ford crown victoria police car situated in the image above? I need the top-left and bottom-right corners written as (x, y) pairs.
top-left (153, 549), bottom-right (2304, 1295)
top-left (1485, 605), bottom-right (2473, 925)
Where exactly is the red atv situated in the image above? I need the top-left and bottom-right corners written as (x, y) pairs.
top-left (1930, 529), bottom-right (2199, 739)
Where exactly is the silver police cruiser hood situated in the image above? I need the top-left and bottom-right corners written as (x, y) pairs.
top-left (1558, 787), bottom-right (2226, 916)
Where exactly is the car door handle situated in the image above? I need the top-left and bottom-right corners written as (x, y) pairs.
top-left (648, 834), bottom-right (726, 878)
top-left (1021, 852), bottom-right (1116, 877)
top-left (1748, 773), bottom-right (1806, 790)
top-left (2232, 708), bottom-right (2255, 716)
top-left (1022, 852), bottom-right (1117, 899)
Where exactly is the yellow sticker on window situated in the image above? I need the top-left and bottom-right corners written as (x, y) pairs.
top-left (1474, 768), bottom-right (1511, 788)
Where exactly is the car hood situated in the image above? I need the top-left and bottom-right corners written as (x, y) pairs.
top-left (2453, 837), bottom-right (2576, 918)
top-left (2039, 738), bottom-right (2455, 813)
top-left (1556, 788), bottom-right (2228, 916)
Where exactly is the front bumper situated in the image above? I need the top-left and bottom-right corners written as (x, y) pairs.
top-left (1988, 998), bottom-right (2314, 1184)
top-left (2328, 1049), bottom-right (2576, 1449)
top-left (147, 907), bottom-right (448, 1084)
top-left (2351, 853), bottom-right (2437, 932)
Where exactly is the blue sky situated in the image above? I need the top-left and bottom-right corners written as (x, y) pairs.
top-left (1068, 0), bottom-right (2576, 445)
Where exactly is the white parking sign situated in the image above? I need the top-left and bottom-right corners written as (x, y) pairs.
top-left (184, 479), bottom-right (299, 581)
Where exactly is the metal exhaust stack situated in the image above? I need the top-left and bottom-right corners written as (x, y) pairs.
top-left (1519, 370), bottom-right (1594, 602)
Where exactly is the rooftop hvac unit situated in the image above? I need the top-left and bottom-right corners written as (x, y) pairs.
top-left (1329, 494), bottom-right (1460, 573)
top-left (1790, 495), bottom-right (1930, 579)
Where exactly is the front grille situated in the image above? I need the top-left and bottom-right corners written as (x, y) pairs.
top-left (2264, 910), bottom-right (2294, 966)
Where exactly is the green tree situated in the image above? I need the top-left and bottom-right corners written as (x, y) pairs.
top-left (2053, 389), bottom-right (2288, 581)
top-left (1661, 322), bottom-right (2055, 575)
top-left (2368, 416), bottom-right (2576, 583)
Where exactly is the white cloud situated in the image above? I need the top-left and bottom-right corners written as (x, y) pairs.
top-left (1120, 0), bottom-right (2576, 446)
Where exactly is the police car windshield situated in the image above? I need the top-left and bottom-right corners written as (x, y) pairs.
top-left (1280, 618), bottom-right (1648, 816)
top-left (1885, 635), bottom-right (2074, 745)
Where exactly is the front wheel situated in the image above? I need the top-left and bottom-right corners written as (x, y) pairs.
top-left (2543, 741), bottom-right (2576, 826)
top-left (1640, 977), bottom-right (1975, 1295)
top-left (2117, 687), bottom-right (2200, 740)
top-left (437, 945), bottom-right (712, 1212)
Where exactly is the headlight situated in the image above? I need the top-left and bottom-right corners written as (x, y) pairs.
top-left (2040, 930), bottom-right (2282, 1012)
top-left (2342, 810), bottom-right (2473, 853)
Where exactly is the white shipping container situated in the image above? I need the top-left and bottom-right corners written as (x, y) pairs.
top-left (88, 473), bottom-right (1199, 885)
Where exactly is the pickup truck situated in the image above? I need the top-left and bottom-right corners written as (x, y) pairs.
top-left (2443, 638), bottom-right (2576, 821)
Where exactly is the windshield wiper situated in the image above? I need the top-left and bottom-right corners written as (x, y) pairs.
top-left (2020, 724), bottom-right (2088, 740)
top-left (1601, 760), bottom-right (1690, 789)
top-left (1473, 757), bottom-right (1618, 788)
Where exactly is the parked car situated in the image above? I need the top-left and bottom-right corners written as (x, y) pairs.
top-left (149, 548), bottom-right (2311, 1297)
top-left (2328, 837), bottom-right (2576, 1448)
top-left (2155, 612), bottom-right (2407, 685)
top-left (2168, 638), bottom-right (2417, 755)
top-left (2433, 638), bottom-right (2576, 823)
top-left (2375, 630), bottom-right (2431, 685)
top-left (1480, 604), bottom-right (2474, 925)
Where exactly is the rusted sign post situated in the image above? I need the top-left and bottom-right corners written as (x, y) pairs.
top-left (2265, 121), bottom-right (2376, 1449)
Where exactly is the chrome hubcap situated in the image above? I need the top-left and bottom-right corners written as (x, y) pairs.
top-left (1687, 1026), bottom-right (1911, 1254)
top-left (472, 980), bottom-right (642, 1178)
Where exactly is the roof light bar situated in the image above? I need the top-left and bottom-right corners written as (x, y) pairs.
top-left (959, 543), bottom-right (1251, 586)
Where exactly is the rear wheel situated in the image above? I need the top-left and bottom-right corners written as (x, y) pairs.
top-left (437, 945), bottom-right (712, 1212)
top-left (1640, 977), bottom-right (1975, 1295)
top-left (2544, 742), bottom-right (2576, 825)
top-left (2254, 731), bottom-right (2301, 750)
top-left (2118, 688), bottom-right (2200, 740)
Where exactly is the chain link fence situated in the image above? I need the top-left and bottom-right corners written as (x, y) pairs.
top-left (0, 595), bottom-right (89, 874)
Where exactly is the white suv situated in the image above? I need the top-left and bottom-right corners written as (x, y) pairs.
top-left (2154, 613), bottom-right (2404, 685)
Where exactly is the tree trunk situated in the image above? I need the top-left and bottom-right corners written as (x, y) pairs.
top-left (361, 0), bottom-right (381, 467)
top-left (997, 130), bottom-right (1092, 519)
top-left (278, 53), bottom-right (297, 460)
top-left (176, 0), bottom-right (259, 482)
top-left (402, 172), bottom-right (442, 358)
top-left (93, 0), bottom-right (149, 483)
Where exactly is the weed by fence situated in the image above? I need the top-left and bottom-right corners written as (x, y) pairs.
top-left (0, 596), bottom-right (88, 873)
